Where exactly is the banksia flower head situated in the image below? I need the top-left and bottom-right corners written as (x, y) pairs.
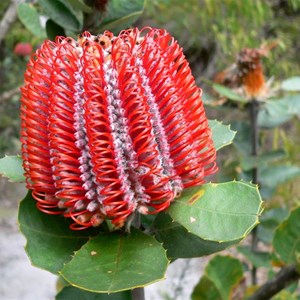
top-left (236, 48), bottom-right (266, 98)
top-left (213, 41), bottom-right (278, 99)
top-left (20, 27), bottom-right (217, 230)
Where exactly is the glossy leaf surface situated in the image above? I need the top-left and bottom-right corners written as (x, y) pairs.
top-left (61, 228), bottom-right (169, 293)
top-left (168, 181), bottom-right (262, 242)
top-left (18, 192), bottom-right (98, 274)
top-left (154, 213), bottom-right (240, 259)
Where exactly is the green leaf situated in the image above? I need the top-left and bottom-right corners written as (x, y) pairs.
top-left (273, 206), bottom-right (300, 264)
top-left (192, 276), bottom-right (222, 300)
top-left (208, 120), bottom-right (236, 151)
top-left (231, 121), bottom-right (252, 155)
top-left (100, 0), bottom-right (145, 32)
top-left (0, 155), bottom-right (25, 182)
top-left (18, 192), bottom-right (98, 274)
top-left (281, 77), bottom-right (300, 91)
top-left (168, 181), bottom-right (262, 242)
top-left (62, 0), bottom-right (92, 13)
top-left (212, 84), bottom-right (247, 103)
top-left (154, 213), bottom-right (241, 260)
top-left (257, 207), bottom-right (289, 244)
top-left (237, 246), bottom-right (271, 268)
top-left (58, 0), bottom-right (84, 29)
top-left (240, 149), bottom-right (286, 171)
top-left (260, 165), bottom-right (300, 188)
top-left (56, 286), bottom-right (131, 300)
top-left (61, 228), bottom-right (169, 293)
top-left (46, 19), bottom-right (66, 41)
top-left (258, 94), bottom-right (300, 128)
top-left (38, 0), bottom-right (80, 31)
top-left (192, 255), bottom-right (244, 300)
top-left (17, 3), bottom-right (46, 38)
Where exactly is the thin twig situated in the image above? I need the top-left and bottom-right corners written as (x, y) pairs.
top-left (247, 265), bottom-right (300, 300)
top-left (130, 214), bottom-right (145, 300)
top-left (249, 98), bottom-right (260, 285)
top-left (0, 87), bottom-right (20, 103)
top-left (132, 287), bottom-right (145, 300)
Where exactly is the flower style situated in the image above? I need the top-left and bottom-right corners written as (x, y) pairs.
top-left (20, 27), bottom-right (217, 230)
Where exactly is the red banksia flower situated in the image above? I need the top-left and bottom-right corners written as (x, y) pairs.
top-left (20, 27), bottom-right (217, 230)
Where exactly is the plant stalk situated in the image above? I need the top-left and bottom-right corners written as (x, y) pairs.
top-left (247, 265), bottom-right (300, 300)
top-left (250, 98), bottom-right (260, 285)
top-left (130, 213), bottom-right (145, 300)
top-left (132, 287), bottom-right (145, 300)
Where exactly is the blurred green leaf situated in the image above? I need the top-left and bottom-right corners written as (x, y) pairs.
top-left (19, 192), bottom-right (98, 274)
top-left (212, 84), bottom-right (247, 103)
top-left (154, 213), bottom-right (240, 259)
top-left (0, 155), bottom-right (25, 182)
top-left (260, 165), bottom-right (300, 188)
top-left (258, 94), bottom-right (300, 128)
top-left (100, 0), bottom-right (145, 32)
top-left (231, 121), bottom-right (252, 155)
top-left (273, 206), bottom-right (300, 264)
top-left (237, 245), bottom-right (271, 268)
top-left (17, 3), bottom-right (46, 38)
top-left (257, 207), bottom-right (289, 244)
top-left (208, 120), bottom-right (236, 151)
top-left (61, 228), bottom-right (169, 293)
top-left (168, 181), bottom-right (262, 242)
top-left (281, 77), bottom-right (300, 91)
top-left (46, 19), bottom-right (66, 41)
top-left (38, 0), bottom-right (80, 31)
top-left (240, 149), bottom-right (286, 171)
top-left (56, 286), bottom-right (131, 300)
top-left (192, 255), bottom-right (244, 300)
top-left (63, 0), bottom-right (92, 13)
top-left (58, 0), bottom-right (84, 29)
top-left (192, 276), bottom-right (221, 300)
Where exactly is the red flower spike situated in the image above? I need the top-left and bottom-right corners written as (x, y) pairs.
top-left (20, 27), bottom-right (217, 230)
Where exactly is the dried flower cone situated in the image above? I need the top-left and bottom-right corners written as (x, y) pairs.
top-left (20, 27), bottom-right (217, 230)
top-left (237, 48), bottom-right (266, 98)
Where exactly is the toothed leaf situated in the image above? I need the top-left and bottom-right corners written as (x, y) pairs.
top-left (209, 120), bottom-right (236, 151)
top-left (168, 181), bottom-right (262, 242)
top-left (61, 228), bottom-right (169, 293)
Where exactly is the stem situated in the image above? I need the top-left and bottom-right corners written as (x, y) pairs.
top-left (132, 287), bottom-right (145, 300)
top-left (247, 265), bottom-right (300, 300)
top-left (249, 98), bottom-right (260, 285)
top-left (250, 98), bottom-right (259, 184)
top-left (130, 213), bottom-right (145, 300)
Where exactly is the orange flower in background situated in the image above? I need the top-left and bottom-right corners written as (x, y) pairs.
top-left (213, 41), bottom-right (278, 99)
top-left (20, 27), bottom-right (217, 230)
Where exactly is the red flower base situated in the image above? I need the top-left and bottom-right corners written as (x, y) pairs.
top-left (20, 27), bottom-right (217, 229)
